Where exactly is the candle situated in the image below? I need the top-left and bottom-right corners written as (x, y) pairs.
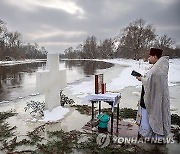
top-left (101, 83), bottom-right (106, 94)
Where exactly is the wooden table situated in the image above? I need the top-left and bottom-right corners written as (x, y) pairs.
top-left (83, 92), bottom-right (121, 134)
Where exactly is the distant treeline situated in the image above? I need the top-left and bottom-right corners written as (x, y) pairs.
top-left (60, 18), bottom-right (180, 60)
top-left (0, 19), bottom-right (47, 61)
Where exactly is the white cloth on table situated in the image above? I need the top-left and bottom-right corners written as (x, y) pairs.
top-left (82, 93), bottom-right (121, 112)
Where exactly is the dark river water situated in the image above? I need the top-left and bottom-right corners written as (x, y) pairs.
top-left (0, 60), bottom-right (114, 102)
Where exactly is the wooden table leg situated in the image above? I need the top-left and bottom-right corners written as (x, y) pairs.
top-left (117, 103), bottom-right (119, 133)
top-left (92, 101), bottom-right (95, 120)
top-left (91, 101), bottom-right (95, 129)
top-left (99, 101), bottom-right (101, 114)
top-left (111, 111), bottom-right (114, 135)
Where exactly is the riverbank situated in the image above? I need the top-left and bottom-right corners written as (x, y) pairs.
top-left (0, 59), bottom-right (46, 66)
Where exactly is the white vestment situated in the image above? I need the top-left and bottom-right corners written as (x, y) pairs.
top-left (136, 56), bottom-right (171, 137)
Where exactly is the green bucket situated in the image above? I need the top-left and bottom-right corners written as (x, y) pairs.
top-left (97, 114), bottom-right (110, 128)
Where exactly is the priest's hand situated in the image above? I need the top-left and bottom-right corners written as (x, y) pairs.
top-left (136, 76), bottom-right (142, 81)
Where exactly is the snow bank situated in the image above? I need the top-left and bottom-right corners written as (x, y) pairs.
top-left (0, 59), bottom-right (46, 66)
top-left (169, 59), bottom-right (180, 84)
top-left (43, 106), bottom-right (69, 122)
top-left (104, 58), bottom-right (180, 90)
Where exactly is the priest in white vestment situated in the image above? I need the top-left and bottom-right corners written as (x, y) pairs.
top-left (136, 48), bottom-right (171, 143)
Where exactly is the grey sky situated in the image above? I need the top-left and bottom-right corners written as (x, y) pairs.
top-left (0, 0), bottom-right (180, 53)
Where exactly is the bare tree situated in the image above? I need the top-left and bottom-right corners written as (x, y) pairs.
top-left (0, 19), bottom-right (8, 59)
top-left (4, 31), bottom-right (23, 59)
top-left (98, 38), bottom-right (113, 58)
top-left (155, 34), bottom-right (175, 49)
top-left (7, 31), bottom-right (22, 48)
top-left (83, 36), bottom-right (97, 59)
top-left (154, 34), bottom-right (176, 57)
top-left (118, 18), bottom-right (156, 59)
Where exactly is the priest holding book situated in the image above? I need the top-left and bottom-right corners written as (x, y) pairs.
top-left (135, 48), bottom-right (171, 143)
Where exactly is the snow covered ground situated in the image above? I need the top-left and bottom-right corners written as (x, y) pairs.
top-left (0, 59), bottom-right (46, 66)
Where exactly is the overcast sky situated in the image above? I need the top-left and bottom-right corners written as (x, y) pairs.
top-left (0, 0), bottom-right (180, 53)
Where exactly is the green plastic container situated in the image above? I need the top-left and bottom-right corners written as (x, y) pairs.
top-left (97, 114), bottom-right (110, 128)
